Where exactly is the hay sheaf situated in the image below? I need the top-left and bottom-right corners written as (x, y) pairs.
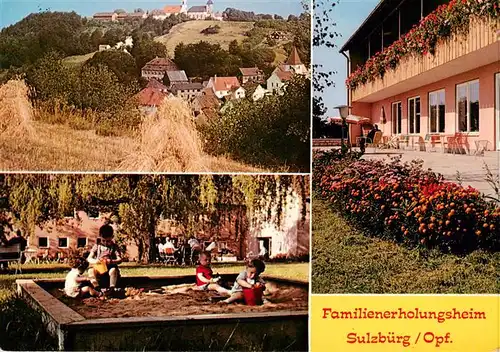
top-left (120, 97), bottom-right (210, 172)
top-left (0, 80), bottom-right (35, 139)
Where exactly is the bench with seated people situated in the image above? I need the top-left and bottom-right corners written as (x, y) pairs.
top-left (0, 243), bottom-right (24, 274)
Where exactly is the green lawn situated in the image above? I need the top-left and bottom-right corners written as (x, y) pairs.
top-left (312, 198), bottom-right (500, 294)
top-left (0, 262), bottom-right (308, 351)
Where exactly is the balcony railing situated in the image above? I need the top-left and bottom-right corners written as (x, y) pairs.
top-left (352, 19), bottom-right (499, 103)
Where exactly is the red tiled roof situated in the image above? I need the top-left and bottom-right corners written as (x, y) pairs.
top-left (146, 79), bottom-right (168, 91)
top-left (142, 57), bottom-right (179, 72)
top-left (136, 87), bottom-right (168, 106)
top-left (275, 69), bottom-right (293, 81)
top-left (212, 77), bottom-right (240, 92)
top-left (196, 94), bottom-right (220, 110)
top-left (164, 5), bottom-right (182, 13)
top-left (239, 67), bottom-right (263, 76)
top-left (286, 46), bottom-right (302, 65)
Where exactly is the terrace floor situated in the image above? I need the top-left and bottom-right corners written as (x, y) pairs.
top-left (315, 147), bottom-right (500, 199)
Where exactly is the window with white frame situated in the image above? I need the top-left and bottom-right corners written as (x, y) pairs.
top-left (457, 80), bottom-right (479, 132)
top-left (77, 237), bottom-right (87, 248)
top-left (58, 237), bottom-right (69, 248)
top-left (391, 102), bottom-right (402, 134)
top-left (429, 90), bottom-right (445, 133)
top-left (408, 96), bottom-right (421, 134)
top-left (38, 237), bottom-right (49, 248)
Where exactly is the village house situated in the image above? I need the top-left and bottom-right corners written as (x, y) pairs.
top-left (146, 79), bottom-right (169, 93)
top-left (239, 67), bottom-right (265, 84)
top-left (341, 0), bottom-right (500, 151)
top-left (141, 57), bottom-right (179, 81)
top-left (267, 67), bottom-right (293, 95)
top-left (92, 12), bottom-right (118, 22)
top-left (135, 86), bottom-right (170, 114)
top-left (165, 70), bottom-right (189, 87)
top-left (116, 12), bottom-right (148, 21)
top-left (170, 82), bottom-right (204, 100)
top-left (250, 85), bottom-right (271, 101)
top-left (191, 89), bottom-right (221, 118)
top-left (207, 76), bottom-right (244, 99)
top-left (98, 44), bottom-right (111, 52)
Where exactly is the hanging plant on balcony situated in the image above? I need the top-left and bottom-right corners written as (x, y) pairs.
top-left (346, 0), bottom-right (500, 91)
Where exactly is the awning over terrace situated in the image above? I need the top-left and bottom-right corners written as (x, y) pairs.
top-left (328, 115), bottom-right (372, 126)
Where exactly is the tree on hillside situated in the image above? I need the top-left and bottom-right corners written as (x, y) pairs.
top-left (75, 64), bottom-right (134, 112)
top-left (1, 174), bottom-right (308, 263)
top-left (0, 12), bottom-right (87, 68)
top-left (313, 0), bottom-right (341, 139)
top-left (199, 75), bottom-right (310, 171)
top-left (85, 49), bottom-right (139, 85)
top-left (174, 41), bottom-right (238, 79)
top-left (25, 51), bottom-right (75, 105)
top-left (131, 38), bottom-right (168, 71)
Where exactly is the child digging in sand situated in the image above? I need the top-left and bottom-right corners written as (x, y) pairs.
top-left (195, 251), bottom-right (231, 295)
top-left (64, 257), bottom-right (103, 298)
top-left (87, 224), bottom-right (122, 297)
top-left (223, 259), bottom-right (266, 304)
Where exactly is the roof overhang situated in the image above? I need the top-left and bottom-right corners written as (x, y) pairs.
top-left (339, 0), bottom-right (400, 53)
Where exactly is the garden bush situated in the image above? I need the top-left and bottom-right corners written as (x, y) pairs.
top-left (315, 155), bottom-right (500, 254)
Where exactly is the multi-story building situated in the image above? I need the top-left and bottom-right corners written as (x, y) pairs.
top-left (239, 67), bottom-right (265, 84)
top-left (341, 0), bottom-right (499, 150)
top-left (170, 82), bottom-right (204, 100)
top-left (141, 57), bottom-right (179, 81)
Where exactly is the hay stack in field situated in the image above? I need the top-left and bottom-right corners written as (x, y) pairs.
top-left (120, 97), bottom-right (210, 172)
top-left (0, 80), bottom-right (35, 138)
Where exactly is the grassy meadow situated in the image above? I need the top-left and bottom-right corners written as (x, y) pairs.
top-left (312, 198), bottom-right (500, 294)
top-left (0, 80), bottom-right (264, 172)
top-left (157, 21), bottom-right (256, 55)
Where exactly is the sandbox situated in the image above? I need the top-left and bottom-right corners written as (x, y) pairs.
top-left (16, 274), bottom-right (308, 351)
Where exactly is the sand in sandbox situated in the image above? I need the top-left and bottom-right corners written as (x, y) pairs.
top-left (53, 283), bottom-right (308, 319)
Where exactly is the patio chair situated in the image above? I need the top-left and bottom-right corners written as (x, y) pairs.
top-left (474, 140), bottom-right (489, 156)
top-left (397, 135), bottom-right (410, 150)
top-left (163, 247), bottom-right (176, 265)
top-left (366, 131), bottom-right (383, 152)
top-left (454, 133), bottom-right (470, 154)
top-left (446, 135), bottom-right (458, 154)
top-left (415, 134), bottom-right (431, 152)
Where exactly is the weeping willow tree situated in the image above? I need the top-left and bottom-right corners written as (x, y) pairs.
top-left (0, 174), bottom-right (309, 263)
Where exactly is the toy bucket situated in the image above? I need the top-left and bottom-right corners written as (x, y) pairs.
top-left (93, 261), bottom-right (108, 275)
top-left (242, 285), bottom-right (264, 306)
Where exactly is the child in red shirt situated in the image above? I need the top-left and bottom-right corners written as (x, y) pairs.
top-left (195, 251), bottom-right (230, 295)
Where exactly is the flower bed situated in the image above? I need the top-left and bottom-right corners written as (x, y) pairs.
top-left (315, 154), bottom-right (500, 253)
top-left (346, 0), bottom-right (500, 90)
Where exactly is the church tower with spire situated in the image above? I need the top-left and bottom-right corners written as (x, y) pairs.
top-left (285, 46), bottom-right (307, 75)
top-left (206, 0), bottom-right (213, 14)
top-left (181, 0), bottom-right (187, 13)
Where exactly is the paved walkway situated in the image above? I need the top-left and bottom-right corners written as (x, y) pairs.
top-left (314, 147), bottom-right (500, 199)
top-left (363, 150), bottom-right (500, 198)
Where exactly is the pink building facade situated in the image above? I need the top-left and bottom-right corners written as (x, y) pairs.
top-left (342, 0), bottom-right (500, 151)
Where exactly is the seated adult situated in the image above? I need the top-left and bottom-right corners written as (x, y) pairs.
top-left (0, 229), bottom-right (27, 269)
top-left (366, 124), bottom-right (380, 142)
